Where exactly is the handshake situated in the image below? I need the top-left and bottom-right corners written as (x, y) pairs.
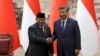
top-left (46, 38), bottom-right (53, 44)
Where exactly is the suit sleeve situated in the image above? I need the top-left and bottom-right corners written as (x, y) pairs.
top-left (28, 27), bottom-right (46, 44)
top-left (52, 22), bottom-right (57, 41)
top-left (48, 28), bottom-right (54, 54)
top-left (48, 27), bottom-right (54, 54)
top-left (74, 21), bottom-right (81, 50)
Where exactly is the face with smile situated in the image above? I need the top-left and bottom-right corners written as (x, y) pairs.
top-left (36, 18), bottom-right (45, 26)
top-left (36, 13), bottom-right (46, 26)
top-left (59, 6), bottom-right (69, 20)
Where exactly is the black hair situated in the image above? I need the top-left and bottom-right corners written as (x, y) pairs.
top-left (59, 6), bottom-right (69, 12)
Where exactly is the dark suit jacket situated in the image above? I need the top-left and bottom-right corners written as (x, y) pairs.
top-left (52, 18), bottom-right (81, 56)
top-left (25, 23), bottom-right (54, 56)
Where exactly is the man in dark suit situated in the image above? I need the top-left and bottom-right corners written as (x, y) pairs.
top-left (25, 13), bottom-right (54, 56)
top-left (51, 6), bottom-right (81, 56)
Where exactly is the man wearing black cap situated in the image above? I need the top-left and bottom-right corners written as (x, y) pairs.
top-left (25, 13), bottom-right (54, 56)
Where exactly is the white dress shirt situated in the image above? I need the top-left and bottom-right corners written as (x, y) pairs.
top-left (61, 18), bottom-right (68, 29)
top-left (39, 25), bottom-right (45, 32)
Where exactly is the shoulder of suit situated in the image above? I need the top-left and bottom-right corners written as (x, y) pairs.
top-left (28, 23), bottom-right (36, 29)
top-left (44, 24), bottom-right (50, 28)
top-left (68, 18), bottom-right (77, 22)
top-left (54, 19), bottom-right (60, 24)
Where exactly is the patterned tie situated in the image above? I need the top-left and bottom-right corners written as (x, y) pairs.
top-left (61, 20), bottom-right (65, 34)
top-left (40, 26), bottom-right (44, 33)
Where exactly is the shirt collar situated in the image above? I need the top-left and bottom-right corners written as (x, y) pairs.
top-left (61, 18), bottom-right (68, 23)
top-left (39, 25), bottom-right (44, 29)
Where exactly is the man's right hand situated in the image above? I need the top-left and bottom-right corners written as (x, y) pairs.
top-left (75, 49), bottom-right (80, 55)
top-left (46, 38), bottom-right (52, 44)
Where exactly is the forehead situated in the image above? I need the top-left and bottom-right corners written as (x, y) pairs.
top-left (59, 9), bottom-right (66, 12)
top-left (37, 18), bottom-right (45, 20)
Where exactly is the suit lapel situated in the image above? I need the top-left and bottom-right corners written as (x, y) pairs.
top-left (35, 24), bottom-right (45, 37)
top-left (43, 25), bottom-right (50, 38)
top-left (57, 20), bottom-right (62, 35)
top-left (63, 18), bottom-right (70, 35)
top-left (44, 26), bottom-right (47, 34)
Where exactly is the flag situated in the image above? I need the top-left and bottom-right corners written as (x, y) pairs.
top-left (0, 0), bottom-right (20, 51)
top-left (48, 0), bottom-right (67, 55)
top-left (20, 0), bottom-right (41, 51)
top-left (76, 0), bottom-right (100, 56)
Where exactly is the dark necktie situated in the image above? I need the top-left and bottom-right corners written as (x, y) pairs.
top-left (61, 20), bottom-right (65, 34)
top-left (40, 26), bottom-right (44, 33)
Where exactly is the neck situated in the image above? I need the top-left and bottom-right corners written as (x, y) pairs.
top-left (61, 18), bottom-right (67, 20)
top-left (61, 17), bottom-right (68, 20)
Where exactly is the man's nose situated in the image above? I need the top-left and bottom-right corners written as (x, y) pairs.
top-left (60, 13), bottom-right (64, 15)
top-left (39, 20), bottom-right (43, 22)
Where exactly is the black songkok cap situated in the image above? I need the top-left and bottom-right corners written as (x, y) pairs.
top-left (36, 13), bottom-right (45, 18)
